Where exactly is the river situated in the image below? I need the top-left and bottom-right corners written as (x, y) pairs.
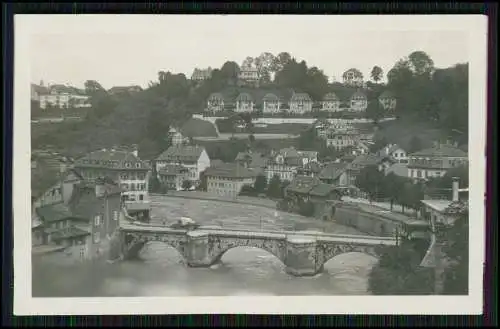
top-left (32, 195), bottom-right (378, 297)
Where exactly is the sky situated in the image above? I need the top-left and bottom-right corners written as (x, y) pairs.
top-left (28, 15), bottom-right (470, 89)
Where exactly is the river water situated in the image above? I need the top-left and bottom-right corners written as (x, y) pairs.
top-left (32, 196), bottom-right (378, 297)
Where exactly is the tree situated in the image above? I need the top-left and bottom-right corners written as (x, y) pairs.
top-left (298, 200), bottom-right (315, 217)
top-left (408, 51), bottom-right (435, 77)
top-left (266, 174), bottom-right (283, 199)
top-left (408, 136), bottom-right (423, 153)
top-left (198, 170), bottom-right (208, 191)
top-left (272, 52), bottom-right (292, 73)
top-left (366, 99), bottom-right (385, 124)
top-left (370, 66), bottom-right (384, 83)
top-left (182, 180), bottom-right (192, 191)
top-left (84, 80), bottom-right (107, 96)
top-left (220, 61), bottom-right (240, 85)
top-left (355, 165), bottom-right (386, 200)
top-left (239, 184), bottom-right (256, 196)
top-left (369, 243), bottom-right (435, 295)
top-left (253, 174), bottom-right (268, 194)
top-left (383, 173), bottom-right (406, 211)
top-left (442, 211), bottom-right (469, 295)
top-left (248, 134), bottom-right (256, 144)
top-left (242, 56), bottom-right (254, 69)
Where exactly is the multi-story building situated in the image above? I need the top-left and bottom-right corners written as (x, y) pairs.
top-left (155, 145), bottom-right (211, 186)
top-left (342, 68), bottom-right (364, 87)
top-left (191, 68), bottom-right (213, 82)
top-left (288, 93), bottom-right (313, 114)
top-left (378, 90), bottom-right (397, 111)
top-left (318, 163), bottom-right (349, 186)
top-left (345, 153), bottom-right (395, 185)
top-left (205, 163), bottom-right (258, 198)
top-left (326, 129), bottom-right (360, 151)
top-left (72, 148), bottom-right (151, 220)
top-left (349, 91), bottom-right (368, 112)
top-left (235, 93), bottom-right (255, 113)
top-left (262, 93), bottom-right (281, 114)
top-left (321, 92), bottom-right (341, 112)
top-left (206, 93), bottom-right (225, 112)
top-left (238, 67), bottom-right (260, 85)
top-left (34, 178), bottom-right (122, 259)
top-left (264, 148), bottom-right (306, 182)
top-left (407, 144), bottom-right (468, 181)
top-left (157, 164), bottom-right (189, 191)
top-left (39, 84), bottom-right (91, 109)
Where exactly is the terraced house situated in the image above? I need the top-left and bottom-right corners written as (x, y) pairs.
top-left (72, 148), bottom-right (151, 220)
top-left (34, 178), bottom-right (122, 259)
top-left (205, 163), bottom-right (258, 198)
top-left (155, 145), bottom-right (211, 187)
top-left (407, 144), bottom-right (468, 181)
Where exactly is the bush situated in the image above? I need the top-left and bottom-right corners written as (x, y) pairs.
top-left (298, 200), bottom-right (315, 217)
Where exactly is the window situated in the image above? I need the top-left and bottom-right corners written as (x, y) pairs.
top-left (113, 211), bottom-right (119, 221)
top-left (93, 232), bottom-right (100, 244)
top-left (94, 215), bottom-right (101, 226)
top-left (139, 195), bottom-right (144, 201)
top-left (137, 173), bottom-right (146, 180)
top-left (120, 173), bottom-right (129, 180)
top-left (130, 183), bottom-right (136, 190)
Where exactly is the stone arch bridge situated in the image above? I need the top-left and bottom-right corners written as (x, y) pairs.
top-left (110, 223), bottom-right (398, 276)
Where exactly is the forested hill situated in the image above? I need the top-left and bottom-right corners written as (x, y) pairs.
top-left (32, 50), bottom-right (468, 158)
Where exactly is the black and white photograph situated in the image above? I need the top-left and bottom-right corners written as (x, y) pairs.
top-left (14, 14), bottom-right (486, 315)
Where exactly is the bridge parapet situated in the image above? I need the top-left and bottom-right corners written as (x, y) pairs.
top-left (111, 225), bottom-right (397, 276)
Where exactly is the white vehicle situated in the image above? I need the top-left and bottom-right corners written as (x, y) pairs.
top-left (170, 217), bottom-right (200, 230)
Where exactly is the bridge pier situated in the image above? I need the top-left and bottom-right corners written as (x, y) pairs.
top-left (285, 237), bottom-right (320, 276)
top-left (185, 231), bottom-right (213, 267)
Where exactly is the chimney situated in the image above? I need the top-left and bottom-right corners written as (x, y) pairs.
top-left (452, 177), bottom-right (459, 202)
top-left (131, 144), bottom-right (138, 157)
top-left (95, 178), bottom-right (106, 198)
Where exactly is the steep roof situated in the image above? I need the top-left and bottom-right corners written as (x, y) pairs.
top-left (31, 84), bottom-right (49, 95)
top-left (323, 92), bottom-right (339, 101)
top-left (180, 118), bottom-right (218, 138)
top-left (36, 203), bottom-right (74, 223)
top-left (410, 145), bottom-right (468, 158)
top-left (156, 145), bottom-right (206, 163)
top-left (319, 163), bottom-right (348, 181)
top-left (204, 163), bottom-right (257, 179)
top-left (262, 93), bottom-right (279, 101)
top-left (309, 183), bottom-right (339, 197)
top-left (236, 92), bottom-right (253, 102)
top-left (51, 226), bottom-right (90, 241)
top-left (290, 93), bottom-right (312, 102)
top-left (74, 149), bottom-right (150, 171)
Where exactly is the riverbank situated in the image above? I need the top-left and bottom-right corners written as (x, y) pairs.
top-left (150, 191), bottom-right (278, 210)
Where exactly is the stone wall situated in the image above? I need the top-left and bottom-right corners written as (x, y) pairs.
top-left (332, 203), bottom-right (401, 237)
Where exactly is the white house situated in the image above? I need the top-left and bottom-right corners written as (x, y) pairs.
top-left (155, 145), bottom-right (211, 185)
top-left (321, 92), bottom-right (341, 112)
top-left (349, 91), bottom-right (368, 112)
top-left (288, 93), bottom-right (313, 114)
top-left (39, 84), bottom-right (91, 110)
top-left (235, 93), bottom-right (255, 113)
top-left (191, 68), bottom-right (212, 81)
top-left (378, 144), bottom-right (408, 164)
top-left (262, 93), bottom-right (281, 114)
top-left (378, 90), bottom-right (397, 111)
top-left (342, 68), bottom-right (364, 87)
top-left (206, 93), bottom-right (225, 112)
top-left (205, 164), bottom-right (258, 198)
top-left (326, 129), bottom-right (360, 151)
top-left (238, 67), bottom-right (260, 83)
top-left (407, 144), bottom-right (468, 181)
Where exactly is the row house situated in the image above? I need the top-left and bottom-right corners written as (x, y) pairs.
top-left (34, 178), bottom-right (122, 259)
top-left (235, 92), bottom-right (255, 113)
top-left (320, 91), bottom-right (368, 113)
top-left (72, 148), bottom-right (151, 221)
top-left (157, 164), bottom-right (189, 191)
top-left (407, 144), bottom-right (468, 181)
top-left (155, 145), bottom-right (211, 186)
top-left (289, 93), bottom-right (313, 114)
top-left (205, 163), bottom-right (258, 198)
top-left (191, 68), bottom-right (213, 82)
top-left (37, 84), bottom-right (91, 110)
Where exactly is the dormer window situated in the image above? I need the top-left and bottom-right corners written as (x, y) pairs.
top-left (135, 163), bottom-right (141, 168)
top-left (125, 162), bottom-right (132, 168)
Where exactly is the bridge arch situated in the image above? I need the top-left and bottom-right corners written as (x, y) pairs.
top-left (123, 232), bottom-right (187, 260)
top-left (210, 238), bottom-right (287, 265)
top-left (318, 243), bottom-right (383, 270)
